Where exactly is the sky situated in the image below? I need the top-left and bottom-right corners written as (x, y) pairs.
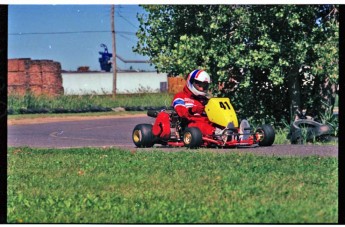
top-left (8, 3), bottom-right (341, 72)
top-left (8, 5), bottom-right (155, 71)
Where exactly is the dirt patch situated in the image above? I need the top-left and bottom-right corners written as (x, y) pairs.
top-left (8, 113), bottom-right (147, 126)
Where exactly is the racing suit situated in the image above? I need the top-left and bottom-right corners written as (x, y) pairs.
top-left (172, 85), bottom-right (215, 136)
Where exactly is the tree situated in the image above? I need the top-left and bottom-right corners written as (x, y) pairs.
top-left (134, 5), bottom-right (338, 126)
top-left (305, 5), bottom-right (339, 118)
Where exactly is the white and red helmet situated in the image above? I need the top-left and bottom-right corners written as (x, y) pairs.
top-left (186, 69), bottom-right (211, 96)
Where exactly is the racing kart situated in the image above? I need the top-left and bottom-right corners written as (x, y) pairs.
top-left (132, 97), bottom-right (275, 148)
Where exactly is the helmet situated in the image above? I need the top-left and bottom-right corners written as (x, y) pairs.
top-left (186, 69), bottom-right (211, 96)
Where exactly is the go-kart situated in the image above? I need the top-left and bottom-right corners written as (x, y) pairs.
top-left (132, 97), bottom-right (275, 148)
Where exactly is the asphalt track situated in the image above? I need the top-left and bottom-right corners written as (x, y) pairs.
top-left (8, 115), bottom-right (338, 157)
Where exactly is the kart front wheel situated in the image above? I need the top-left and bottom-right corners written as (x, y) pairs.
top-left (132, 124), bottom-right (154, 148)
top-left (256, 124), bottom-right (275, 146)
top-left (183, 127), bottom-right (203, 148)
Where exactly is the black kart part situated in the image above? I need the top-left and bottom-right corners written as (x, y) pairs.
top-left (256, 124), bottom-right (275, 146)
top-left (287, 119), bottom-right (333, 144)
top-left (132, 124), bottom-right (155, 148)
top-left (147, 110), bottom-right (158, 118)
top-left (183, 127), bottom-right (203, 148)
top-left (147, 106), bottom-right (175, 118)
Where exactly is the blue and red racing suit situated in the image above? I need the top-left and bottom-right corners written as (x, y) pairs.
top-left (171, 85), bottom-right (215, 136)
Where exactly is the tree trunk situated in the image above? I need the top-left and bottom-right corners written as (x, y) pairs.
top-left (287, 66), bottom-right (301, 121)
top-left (310, 75), bottom-right (337, 120)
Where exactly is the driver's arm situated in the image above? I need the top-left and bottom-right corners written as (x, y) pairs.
top-left (172, 98), bottom-right (191, 118)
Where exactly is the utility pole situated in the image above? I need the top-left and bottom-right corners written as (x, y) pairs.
top-left (111, 5), bottom-right (117, 97)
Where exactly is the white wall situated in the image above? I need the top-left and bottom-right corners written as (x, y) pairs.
top-left (62, 72), bottom-right (168, 95)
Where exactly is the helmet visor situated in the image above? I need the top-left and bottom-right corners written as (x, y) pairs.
top-left (193, 80), bottom-right (209, 92)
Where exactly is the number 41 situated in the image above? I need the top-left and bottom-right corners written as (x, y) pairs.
top-left (219, 101), bottom-right (231, 110)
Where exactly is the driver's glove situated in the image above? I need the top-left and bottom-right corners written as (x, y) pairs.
top-left (191, 105), bottom-right (205, 115)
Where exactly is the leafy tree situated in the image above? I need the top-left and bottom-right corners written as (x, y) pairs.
top-left (134, 5), bottom-right (338, 126)
top-left (303, 5), bottom-right (339, 119)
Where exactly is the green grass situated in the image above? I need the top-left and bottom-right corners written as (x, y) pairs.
top-left (7, 147), bottom-right (338, 223)
top-left (8, 111), bottom-right (146, 121)
top-left (8, 92), bottom-right (174, 114)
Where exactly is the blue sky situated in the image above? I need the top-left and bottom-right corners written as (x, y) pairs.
top-left (8, 5), bottom-right (155, 71)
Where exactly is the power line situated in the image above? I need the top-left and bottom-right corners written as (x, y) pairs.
top-left (118, 33), bottom-right (137, 45)
top-left (117, 12), bottom-right (138, 30)
top-left (8, 30), bottom-right (136, 36)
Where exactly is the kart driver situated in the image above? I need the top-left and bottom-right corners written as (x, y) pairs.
top-left (171, 69), bottom-right (215, 136)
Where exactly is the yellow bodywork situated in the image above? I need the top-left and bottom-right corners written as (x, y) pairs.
top-left (205, 98), bottom-right (239, 128)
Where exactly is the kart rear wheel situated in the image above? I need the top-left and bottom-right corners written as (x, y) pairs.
top-left (256, 124), bottom-right (275, 146)
top-left (183, 127), bottom-right (203, 148)
top-left (132, 124), bottom-right (154, 148)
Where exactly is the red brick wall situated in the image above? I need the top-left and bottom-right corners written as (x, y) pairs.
top-left (8, 58), bottom-right (63, 96)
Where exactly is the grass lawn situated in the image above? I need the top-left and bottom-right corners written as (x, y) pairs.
top-left (7, 111), bottom-right (146, 120)
top-left (8, 93), bottom-right (174, 114)
top-left (7, 147), bottom-right (338, 223)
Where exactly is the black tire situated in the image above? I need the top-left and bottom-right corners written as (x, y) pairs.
top-left (183, 127), bottom-right (203, 148)
top-left (256, 124), bottom-right (275, 146)
top-left (132, 124), bottom-right (154, 148)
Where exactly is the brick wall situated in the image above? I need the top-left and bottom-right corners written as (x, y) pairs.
top-left (8, 58), bottom-right (63, 96)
